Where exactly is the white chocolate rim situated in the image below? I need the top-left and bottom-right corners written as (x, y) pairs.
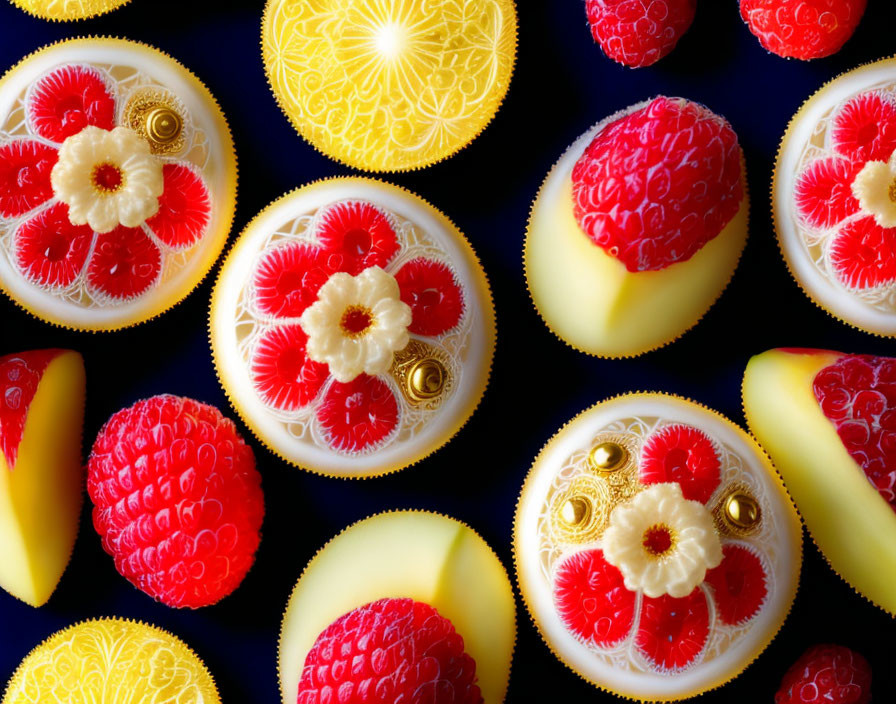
top-left (0, 39), bottom-right (236, 330)
top-left (211, 178), bottom-right (495, 478)
top-left (514, 394), bottom-right (802, 701)
top-left (776, 58), bottom-right (896, 335)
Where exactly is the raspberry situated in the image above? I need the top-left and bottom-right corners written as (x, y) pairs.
top-left (740, 0), bottom-right (867, 60)
top-left (251, 325), bottom-right (329, 411)
top-left (0, 140), bottom-right (56, 218)
top-left (0, 349), bottom-right (61, 468)
top-left (814, 354), bottom-right (896, 507)
top-left (145, 164), bottom-right (211, 250)
top-left (315, 201), bottom-right (399, 275)
top-left (87, 395), bottom-right (264, 608)
top-left (775, 644), bottom-right (871, 704)
top-left (298, 598), bottom-right (482, 704)
top-left (317, 374), bottom-right (399, 453)
top-left (86, 226), bottom-right (162, 300)
top-left (14, 202), bottom-right (92, 289)
top-left (251, 241), bottom-right (334, 319)
top-left (394, 258), bottom-right (465, 337)
top-left (828, 217), bottom-right (896, 290)
top-left (794, 157), bottom-right (861, 230)
top-left (27, 65), bottom-right (116, 143)
top-left (831, 91), bottom-right (896, 164)
top-left (635, 589), bottom-right (709, 671)
top-left (571, 96), bottom-right (743, 272)
top-left (553, 548), bottom-right (636, 647)
top-left (703, 545), bottom-right (768, 625)
top-left (585, 0), bottom-right (696, 68)
top-left (639, 424), bottom-right (721, 503)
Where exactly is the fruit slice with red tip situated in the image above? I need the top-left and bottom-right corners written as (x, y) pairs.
top-left (775, 643), bottom-right (871, 704)
top-left (0, 349), bottom-right (85, 607)
top-left (743, 347), bottom-right (896, 614)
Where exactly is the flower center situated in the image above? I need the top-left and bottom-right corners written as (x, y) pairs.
top-left (642, 524), bottom-right (675, 557)
top-left (91, 162), bottom-right (124, 194)
top-left (340, 305), bottom-right (373, 337)
top-left (889, 178), bottom-right (896, 204)
top-left (374, 22), bottom-right (407, 58)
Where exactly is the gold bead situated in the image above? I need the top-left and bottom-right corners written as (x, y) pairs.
top-left (560, 496), bottom-right (591, 527)
top-left (724, 493), bottom-right (761, 530)
top-left (406, 358), bottom-right (447, 402)
top-left (145, 107), bottom-right (182, 144)
top-left (589, 441), bottom-right (627, 473)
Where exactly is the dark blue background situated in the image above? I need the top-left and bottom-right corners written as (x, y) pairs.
top-left (1, 1), bottom-right (895, 701)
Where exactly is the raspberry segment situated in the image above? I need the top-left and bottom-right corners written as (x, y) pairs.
top-left (87, 395), bottom-right (264, 608)
top-left (317, 374), bottom-right (399, 453)
top-left (571, 96), bottom-right (742, 272)
top-left (794, 157), bottom-right (861, 230)
top-left (0, 140), bottom-right (56, 218)
top-left (298, 598), bottom-right (482, 704)
top-left (14, 203), bottom-right (92, 289)
top-left (704, 545), bottom-right (768, 625)
top-left (315, 201), bottom-right (399, 275)
top-left (586, 0), bottom-right (696, 68)
top-left (251, 325), bottom-right (329, 411)
top-left (553, 548), bottom-right (636, 647)
top-left (814, 354), bottom-right (896, 508)
top-left (831, 91), bottom-right (896, 164)
top-left (251, 242), bottom-right (334, 319)
top-left (828, 217), bottom-right (896, 290)
top-left (145, 164), bottom-right (211, 250)
top-left (394, 258), bottom-right (465, 337)
top-left (635, 589), bottom-right (709, 671)
top-left (0, 349), bottom-right (60, 469)
top-left (86, 226), bottom-right (162, 300)
top-left (639, 424), bottom-right (721, 503)
top-left (27, 65), bottom-right (116, 143)
top-left (775, 644), bottom-right (871, 704)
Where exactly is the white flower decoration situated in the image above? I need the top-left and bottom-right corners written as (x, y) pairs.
top-left (602, 483), bottom-right (722, 599)
top-left (852, 149), bottom-right (896, 228)
top-left (300, 266), bottom-right (412, 383)
top-left (51, 125), bottom-right (164, 234)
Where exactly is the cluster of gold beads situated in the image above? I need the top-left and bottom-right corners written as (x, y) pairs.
top-left (390, 339), bottom-right (451, 408)
top-left (714, 486), bottom-right (762, 537)
top-left (123, 88), bottom-right (185, 155)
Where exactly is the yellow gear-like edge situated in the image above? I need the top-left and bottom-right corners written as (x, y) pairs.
top-left (9, 0), bottom-right (130, 22)
top-left (277, 509), bottom-right (517, 704)
top-left (1, 618), bottom-right (220, 703)
top-left (513, 391), bottom-right (803, 702)
top-left (208, 176), bottom-right (496, 479)
top-left (0, 36), bottom-right (238, 332)
top-left (772, 55), bottom-right (896, 339)
top-left (260, 0), bottom-right (518, 172)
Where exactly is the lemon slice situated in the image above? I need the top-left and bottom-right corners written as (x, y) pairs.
top-left (262, 0), bottom-right (517, 171)
top-left (2, 618), bottom-right (220, 703)
top-left (10, 0), bottom-right (129, 21)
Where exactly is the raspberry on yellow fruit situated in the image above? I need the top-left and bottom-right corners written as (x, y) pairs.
top-left (0, 348), bottom-right (84, 607)
top-left (87, 394), bottom-right (264, 608)
top-left (775, 644), bottom-right (871, 704)
top-left (525, 96), bottom-right (748, 357)
top-left (743, 348), bottom-right (896, 615)
top-left (515, 393), bottom-right (801, 701)
top-left (279, 511), bottom-right (515, 704)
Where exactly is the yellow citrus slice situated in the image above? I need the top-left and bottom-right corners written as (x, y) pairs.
top-left (10, 0), bottom-right (129, 21)
top-left (262, 0), bottom-right (517, 171)
top-left (2, 619), bottom-right (220, 703)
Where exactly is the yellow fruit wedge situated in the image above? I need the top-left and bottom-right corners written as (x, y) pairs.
top-left (9, 0), bottom-right (129, 20)
top-left (743, 347), bottom-right (896, 614)
top-left (0, 349), bottom-right (85, 607)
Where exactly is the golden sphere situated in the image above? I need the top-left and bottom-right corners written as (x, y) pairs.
top-left (407, 358), bottom-right (446, 401)
top-left (724, 493), bottom-right (761, 530)
top-left (145, 107), bottom-right (182, 144)
top-left (589, 441), bottom-right (627, 472)
top-left (560, 496), bottom-right (591, 527)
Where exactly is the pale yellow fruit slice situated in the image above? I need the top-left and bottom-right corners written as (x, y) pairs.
top-left (0, 350), bottom-right (84, 607)
top-left (279, 511), bottom-right (515, 704)
top-left (743, 347), bottom-right (896, 614)
top-left (10, 0), bottom-right (129, 21)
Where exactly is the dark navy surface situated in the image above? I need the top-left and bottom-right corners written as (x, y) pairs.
top-left (1, 1), bottom-right (895, 701)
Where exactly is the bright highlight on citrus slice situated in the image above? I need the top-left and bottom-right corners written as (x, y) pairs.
top-left (2, 619), bottom-right (220, 703)
top-left (262, 0), bottom-right (517, 171)
top-left (10, 0), bottom-right (130, 21)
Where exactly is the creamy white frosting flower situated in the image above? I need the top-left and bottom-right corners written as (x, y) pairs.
top-left (51, 125), bottom-right (164, 233)
top-left (602, 482), bottom-right (722, 599)
top-left (300, 266), bottom-right (412, 383)
top-left (852, 149), bottom-right (896, 228)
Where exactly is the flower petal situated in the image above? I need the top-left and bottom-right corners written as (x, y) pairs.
top-left (14, 202), bottom-right (91, 288)
top-left (703, 545), bottom-right (768, 626)
top-left (394, 257), bottom-right (465, 337)
top-left (27, 65), bottom-right (116, 143)
top-left (145, 164), bottom-right (211, 249)
top-left (315, 200), bottom-right (399, 274)
top-left (251, 241), bottom-right (335, 318)
top-left (829, 216), bottom-right (896, 290)
top-left (316, 374), bottom-right (399, 453)
top-left (553, 548), bottom-right (636, 648)
top-left (251, 325), bottom-right (329, 411)
top-left (639, 425), bottom-right (721, 504)
top-left (794, 157), bottom-right (861, 229)
top-left (87, 225), bottom-right (161, 300)
top-left (831, 91), bottom-right (896, 163)
top-left (636, 589), bottom-right (709, 672)
top-left (0, 140), bottom-right (56, 218)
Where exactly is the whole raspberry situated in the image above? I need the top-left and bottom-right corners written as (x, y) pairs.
top-left (87, 395), bottom-right (264, 608)
top-left (776, 644), bottom-right (871, 704)
top-left (740, 0), bottom-right (867, 60)
top-left (298, 598), bottom-right (482, 704)
top-left (585, 0), bottom-right (696, 68)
